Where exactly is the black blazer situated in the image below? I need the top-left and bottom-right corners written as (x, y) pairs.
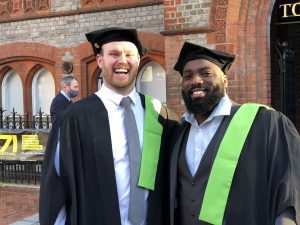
top-left (50, 92), bottom-right (71, 126)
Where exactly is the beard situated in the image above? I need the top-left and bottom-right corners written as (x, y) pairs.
top-left (181, 83), bottom-right (225, 117)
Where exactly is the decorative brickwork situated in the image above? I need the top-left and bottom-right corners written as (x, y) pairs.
top-left (11, 0), bottom-right (22, 14)
top-left (80, 0), bottom-right (161, 9)
top-left (0, 1), bottom-right (11, 16)
top-left (36, 0), bottom-right (50, 10)
top-left (0, 0), bottom-right (50, 19)
top-left (214, 6), bottom-right (226, 43)
top-left (0, 0), bottom-right (162, 20)
top-left (24, 0), bottom-right (35, 12)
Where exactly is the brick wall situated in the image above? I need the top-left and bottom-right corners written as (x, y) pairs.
top-left (165, 33), bottom-right (208, 115)
top-left (0, 5), bottom-right (164, 48)
top-left (51, 0), bottom-right (80, 12)
top-left (164, 0), bottom-right (210, 31)
top-left (163, 0), bottom-right (275, 117)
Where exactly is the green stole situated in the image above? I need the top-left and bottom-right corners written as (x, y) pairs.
top-left (199, 103), bottom-right (271, 224)
top-left (138, 95), bottom-right (163, 191)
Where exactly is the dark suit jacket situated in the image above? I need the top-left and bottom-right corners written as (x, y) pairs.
top-left (50, 92), bottom-right (71, 126)
top-left (40, 94), bottom-right (178, 225)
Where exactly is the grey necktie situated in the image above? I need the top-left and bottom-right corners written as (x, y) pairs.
top-left (120, 97), bottom-right (145, 225)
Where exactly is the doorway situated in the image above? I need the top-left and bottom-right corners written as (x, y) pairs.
top-left (270, 0), bottom-right (300, 132)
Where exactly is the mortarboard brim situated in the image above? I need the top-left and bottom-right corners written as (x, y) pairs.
top-left (85, 27), bottom-right (146, 57)
top-left (174, 42), bottom-right (235, 75)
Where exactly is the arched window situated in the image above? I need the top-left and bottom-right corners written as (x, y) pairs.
top-left (32, 68), bottom-right (55, 115)
top-left (1, 70), bottom-right (24, 116)
top-left (136, 61), bottom-right (166, 104)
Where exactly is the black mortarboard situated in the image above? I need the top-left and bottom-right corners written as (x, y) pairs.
top-left (85, 27), bottom-right (146, 56)
top-left (174, 42), bottom-right (235, 75)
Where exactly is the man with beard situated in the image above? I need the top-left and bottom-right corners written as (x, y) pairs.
top-left (170, 42), bottom-right (300, 225)
top-left (39, 27), bottom-right (177, 225)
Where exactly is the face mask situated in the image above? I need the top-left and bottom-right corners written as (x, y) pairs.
top-left (69, 90), bottom-right (78, 98)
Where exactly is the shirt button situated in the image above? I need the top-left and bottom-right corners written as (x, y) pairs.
top-left (196, 148), bottom-right (200, 152)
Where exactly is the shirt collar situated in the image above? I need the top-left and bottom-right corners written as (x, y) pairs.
top-left (61, 91), bottom-right (71, 101)
top-left (183, 94), bottom-right (232, 125)
top-left (95, 84), bottom-right (139, 108)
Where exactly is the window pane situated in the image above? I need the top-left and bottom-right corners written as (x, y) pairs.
top-left (32, 68), bottom-right (55, 115)
top-left (137, 61), bottom-right (166, 104)
top-left (1, 70), bottom-right (24, 116)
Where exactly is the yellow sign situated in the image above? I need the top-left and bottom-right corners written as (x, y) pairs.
top-left (0, 135), bottom-right (18, 156)
top-left (0, 130), bottom-right (49, 161)
top-left (22, 135), bottom-right (43, 150)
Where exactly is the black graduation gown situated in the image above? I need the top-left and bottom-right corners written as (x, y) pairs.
top-left (40, 94), bottom-right (178, 225)
top-left (170, 106), bottom-right (300, 225)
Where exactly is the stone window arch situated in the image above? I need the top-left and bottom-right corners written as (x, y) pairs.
top-left (32, 67), bottom-right (55, 115)
top-left (136, 61), bottom-right (166, 104)
top-left (1, 70), bottom-right (24, 116)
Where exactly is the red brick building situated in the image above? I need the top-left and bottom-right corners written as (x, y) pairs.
top-left (0, 0), bottom-right (299, 131)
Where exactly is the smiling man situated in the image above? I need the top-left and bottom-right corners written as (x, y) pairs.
top-left (39, 27), bottom-right (177, 225)
top-left (170, 42), bottom-right (300, 225)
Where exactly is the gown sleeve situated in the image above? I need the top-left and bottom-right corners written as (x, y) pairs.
top-left (275, 207), bottom-right (296, 225)
top-left (267, 111), bottom-right (300, 225)
top-left (39, 122), bottom-right (66, 225)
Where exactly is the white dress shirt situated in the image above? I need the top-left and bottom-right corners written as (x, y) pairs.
top-left (60, 90), bottom-right (71, 101)
top-left (54, 84), bottom-right (148, 225)
top-left (183, 96), bottom-right (297, 225)
top-left (183, 95), bottom-right (232, 176)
